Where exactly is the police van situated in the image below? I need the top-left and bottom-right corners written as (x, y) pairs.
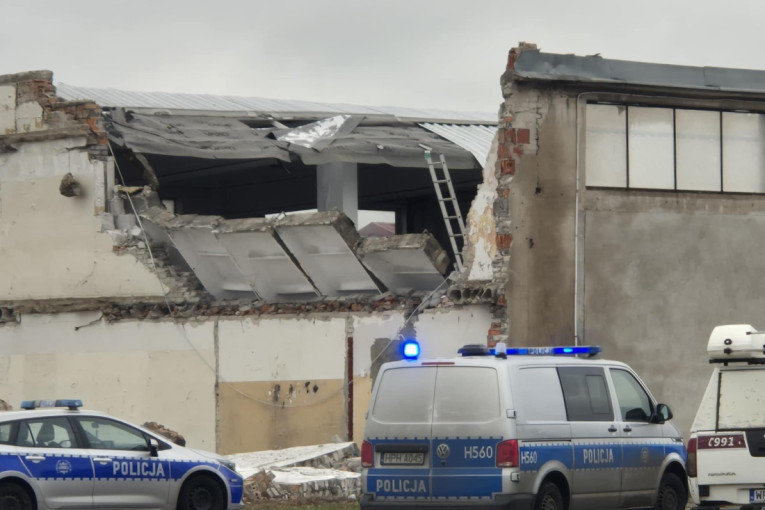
top-left (688, 324), bottom-right (765, 509)
top-left (0, 399), bottom-right (243, 510)
top-left (361, 341), bottom-right (688, 510)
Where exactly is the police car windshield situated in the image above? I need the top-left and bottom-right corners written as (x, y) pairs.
top-left (717, 370), bottom-right (765, 429)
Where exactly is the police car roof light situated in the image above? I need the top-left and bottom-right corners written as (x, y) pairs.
top-left (503, 346), bottom-right (602, 358)
top-left (20, 399), bottom-right (83, 410)
top-left (401, 339), bottom-right (420, 360)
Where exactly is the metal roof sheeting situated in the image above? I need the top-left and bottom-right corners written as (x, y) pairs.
top-left (420, 123), bottom-right (497, 166)
top-left (514, 50), bottom-right (765, 95)
top-left (55, 83), bottom-right (496, 124)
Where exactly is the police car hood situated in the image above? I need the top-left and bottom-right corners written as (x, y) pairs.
top-left (187, 448), bottom-right (227, 464)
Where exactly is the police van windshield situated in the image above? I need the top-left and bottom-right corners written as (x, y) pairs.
top-left (717, 370), bottom-right (765, 429)
top-left (372, 366), bottom-right (500, 424)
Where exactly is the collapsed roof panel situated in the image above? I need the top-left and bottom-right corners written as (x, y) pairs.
top-left (273, 212), bottom-right (382, 296)
top-left (161, 215), bottom-right (258, 300)
top-left (108, 109), bottom-right (291, 161)
top-left (213, 218), bottom-right (320, 302)
top-left (358, 234), bottom-right (450, 293)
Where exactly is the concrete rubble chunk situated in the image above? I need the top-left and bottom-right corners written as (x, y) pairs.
top-left (229, 441), bottom-right (361, 502)
top-left (358, 233), bottom-right (450, 292)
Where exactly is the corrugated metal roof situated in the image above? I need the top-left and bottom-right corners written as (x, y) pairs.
top-left (514, 50), bottom-right (765, 95)
top-left (420, 123), bottom-right (497, 165)
top-left (55, 83), bottom-right (496, 124)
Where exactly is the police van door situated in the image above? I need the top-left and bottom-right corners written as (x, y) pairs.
top-left (609, 368), bottom-right (665, 506)
top-left (16, 417), bottom-right (94, 508)
top-left (557, 366), bottom-right (622, 509)
top-left (75, 417), bottom-right (171, 507)
top-left (430, 365), bottom-right (505, 502)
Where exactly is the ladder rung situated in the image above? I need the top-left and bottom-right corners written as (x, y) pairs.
top-left (433, 179), bottom-right (449, 184)
top-left (445, 215), bottom-right (460, 219)
top-left (439, 197), bottom-right (455, 202)
top-left (450, 233), bottom-right (464, 238)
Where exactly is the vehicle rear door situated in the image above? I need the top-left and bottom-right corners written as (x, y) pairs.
top-left (74, 416), bottom-right (171, 508)
top-left (698, 368), bottom-right (765, 503)
top-left (16, 416), bottom-right (94, 508)
top-left (429, 364), bottom-right (505, 502)
top-left (364, 365), bottom-right (435, 502)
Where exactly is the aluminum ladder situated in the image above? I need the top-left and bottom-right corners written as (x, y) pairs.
top-left (423, 149), bottom-right (466, 271)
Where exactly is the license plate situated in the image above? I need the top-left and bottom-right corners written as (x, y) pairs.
top-left (750, 489), bottom-right (765, 502)
top-left (381, 452), bottom-right (425, 465)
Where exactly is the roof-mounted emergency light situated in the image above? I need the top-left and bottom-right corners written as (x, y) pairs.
top-left (493, 345), bottom-right (601, 358)
top-left (401, 339), bottom-right (420, 360)
top-left (708, 324), bottom-right (765, 364)
top-left (21, 399), bottom-right (83, 410)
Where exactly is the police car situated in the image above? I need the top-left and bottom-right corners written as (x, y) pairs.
top-left (361, 341), bottom-right (688, 510)
top-left (688, 324), bottom-right (765, 509)
top-left (0, 400), bottom-right (243, 510)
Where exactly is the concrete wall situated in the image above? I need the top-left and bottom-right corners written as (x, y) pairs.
top-left (0, 137), bottom-right (164, 301)
top-left (0, 312), bottom-right (217, 449)
top-left (500, 59), bottom-right (765, 436)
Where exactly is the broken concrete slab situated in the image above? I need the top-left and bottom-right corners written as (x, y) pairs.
top-left (273, 211), bottom-right (383, 296)
top-left (213, 218), bottom-right (320, 302)
top-left (358, 233), bottom-right (449, 292)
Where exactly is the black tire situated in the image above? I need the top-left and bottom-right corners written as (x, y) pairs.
top-left (177, 475), bottom-right (226, 510)
top-left (0, 482), bottom-right (33, 510)
top-left (655, 472), bottom-right (687, 510)
top-left (534, 481), bottom-right (564, 510)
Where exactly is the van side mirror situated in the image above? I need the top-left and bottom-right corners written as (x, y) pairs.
top-left (148, 438), bottom-right (159, 457)
top-left (651, 403), bottom-right (672, 424)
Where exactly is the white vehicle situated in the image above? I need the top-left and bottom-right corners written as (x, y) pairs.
top-left (361, 341), bottom-right (688, 510)
top-left (688, 324), bottom-right (765, 509)
top-left (0, 399), bottom-right (243, 510)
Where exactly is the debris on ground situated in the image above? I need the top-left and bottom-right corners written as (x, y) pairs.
top-left (226, 441), bottom-right (361, 502)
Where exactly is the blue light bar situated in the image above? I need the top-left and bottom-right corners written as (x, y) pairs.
top-left (20, 399), bottom-right (83, 410)
top-left (500, 346), bottom-right (601, 357)
top-left (402, 339), bottom-right (421, 360)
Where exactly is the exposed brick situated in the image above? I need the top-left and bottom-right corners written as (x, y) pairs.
top-left (496, 233), bottom-right (513, 251)
top-left (516, 128), bottom-right (530, 145)
top-left (496, 293), bottom-right (507, 306)
top-left (500, 159), bottom-right (515, 176)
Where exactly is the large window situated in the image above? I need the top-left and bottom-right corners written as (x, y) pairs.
top-left (557, 367), bottom-right (614, 421)
top-left (586, 103), bottom-right (765, 193)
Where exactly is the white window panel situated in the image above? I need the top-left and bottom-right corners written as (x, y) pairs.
top-left (628, 107), bottom-right (675, 189)
top-left (586, 104), bottom-right (627, 187)
top-left (676, 110), bottom-right (721, 192)
top-left (723, 112), bottom-right (765, 193)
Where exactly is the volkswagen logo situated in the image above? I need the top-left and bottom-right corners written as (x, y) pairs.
top-left (436, 443), bottom-right (450, 459)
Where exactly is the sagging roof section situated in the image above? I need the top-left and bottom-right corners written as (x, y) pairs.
top-left (141, 209), bottom-right (448, 302)
top-left (513, 49), bottom-right (765, 95)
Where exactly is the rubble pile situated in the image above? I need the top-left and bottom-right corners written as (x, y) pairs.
top-left (227, 441), bottom-right (361, 502)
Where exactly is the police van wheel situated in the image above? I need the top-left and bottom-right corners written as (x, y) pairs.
top-left (534, 481), bottom-right (564, 510)
top-left (178, 475), bottom-right (225, 510)
top-left (655, 472), bottom-right (686, 510)
top-left (0, 482), bottom-right (33, 510)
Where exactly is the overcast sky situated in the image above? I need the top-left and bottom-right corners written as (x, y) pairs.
top-left (3, 0), bottom-right (765, 114)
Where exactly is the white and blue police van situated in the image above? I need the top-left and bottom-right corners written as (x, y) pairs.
top-left (361, 341), bottom-right (688, 510)
top-left (688, 324), bottom-right (765, 509)
top-left (0, 399), bottom-right (243, 510)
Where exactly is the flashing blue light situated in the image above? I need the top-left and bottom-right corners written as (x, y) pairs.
top-left (402, 339), bottom-right (421, 360)
top-left (504, 346), bottom-right (601, 357)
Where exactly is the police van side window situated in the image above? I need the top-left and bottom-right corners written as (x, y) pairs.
top-left (610, 369), bottom-right (653, 422)
top-left (0, 423), bottom-right (13, 445)
top-left (77, 418), bottom-right (151, 451)
top-left (516, 367), bottom-right (567, 421)
top-left (372, 367), bottom-right (436, 423)
top-left (18, 418), bottom-right (77, 448)
top-left (557, 367), bottom-right (614, 421)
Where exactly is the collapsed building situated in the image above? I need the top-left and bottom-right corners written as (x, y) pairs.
top-left (4, 43), bottom-right (765, 450)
